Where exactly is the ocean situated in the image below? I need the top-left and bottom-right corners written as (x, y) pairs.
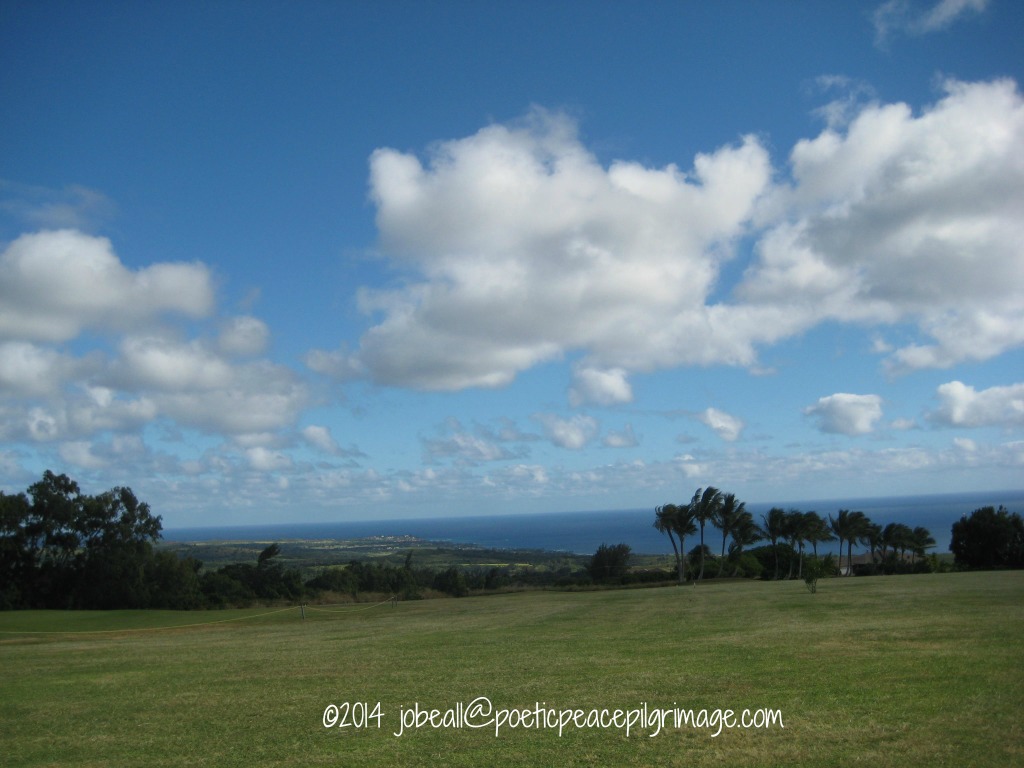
top-left (162, 490), bottom-right (1024, 556)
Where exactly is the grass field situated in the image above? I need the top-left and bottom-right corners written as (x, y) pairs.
top-left (2, 572), bottom-right (1022, 767)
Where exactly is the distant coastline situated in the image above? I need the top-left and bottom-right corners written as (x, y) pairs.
top-left (163, 489), bottom-right (1024, 555)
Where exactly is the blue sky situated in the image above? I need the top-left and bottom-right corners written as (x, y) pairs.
top-left (2, 0), bottom-right (1022, 527)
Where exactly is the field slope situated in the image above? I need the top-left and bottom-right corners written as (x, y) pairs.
top-left (2, 572), bottom-right (1022, 767)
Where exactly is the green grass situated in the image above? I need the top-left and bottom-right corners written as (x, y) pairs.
top-left (2, 572), bottom-right (1022, 767)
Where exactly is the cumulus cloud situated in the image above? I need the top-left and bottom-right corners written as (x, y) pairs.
top-left (804, 393), bottom-right (884, 436)
top-left (246, 446), bottom-right (293, 472)
top-left (0, 230), bottom-right (213, 342)
top-left (58, 440), bottom-right (108, 470)
top-left (698, 407), bottom-right (745, 441)
top-left (602, 423), bottom-right (639, 448)
top-left (219, 316), bottom-right (270, 357)
top-left (743, 78), bottom-right (1024, 372)
top-left (312, 81), bottom-right (1023, 397)
top-left (0, 342), bottom-right (77, 396)
top-left (301, 425), bottom-right (341, 455)
top-left (534, 413), bottom-right (599, 450)
top-left (928, 381), bottom-right (1024, 428)
top-left (873, 0), bottom-right (988, 45)
top-left (0, 230), bottom-right (308, 447)
top-left (569, 366), bottom-right (633, 407)
top-left (312, 108), bottom-right (772, 392)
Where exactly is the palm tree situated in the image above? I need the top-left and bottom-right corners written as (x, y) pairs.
top-left (829, 509), bottom-right (869, 576)
top-left (803, 511), bottom-right (834, 560)
top-left (728, 511), bottom-right (762, 576)
top-left (690, 487), bottom-right (723, 582)
top-left (654, 502), bottom-right (697, 583)
top-left (783, 509), bottom-right (805, 579)
top-left (882, 522), bottom-right (914, 567)
top-left (760, 507), bottom-right (787, 580)
top-left (674, 504), bottom-right (698, 582)
top-left (713, 493), bottom-right (745, 577)
top-left (654, 504), bottom-right (682, 584)
top-left (864, 522), bottom-right (883, 565)
top-left (911, 526), bottom-right (936, 564)
top-left (847, 511), bottom-right (870, 575)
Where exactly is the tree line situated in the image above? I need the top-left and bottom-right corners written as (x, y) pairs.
top-left (2, 472), bottom-right (1021, 610)
top-left (0, 471), bottom-right (597, 609)
top-left (653, 486), bottom-right (944, 583)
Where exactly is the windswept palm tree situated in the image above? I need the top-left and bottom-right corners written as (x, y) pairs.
top-left (783, 509), bottom-right (805, 579)
top-left (713, 493), bottom-right (745, 577)
top-left (830, 509), bottom-right (869, 576)
top-left (760, 507), bottom-right (787, 580)
top-left (803, 511), bottom-right (834, 560)
top-left (864, 522), bottom-right (883, 565)
top-left (654, 504), bottom-right (682, 584)
top-left (654, 502), bottom-right (697, 583)
top-left (829, 510), bottom-right (849, 574)
top-left (911, 526), bottom-right (936, 564)
top-left (728, 511), bottom-right (762, 576)
top-left (847, 511), bottom-right (870, 575)
top-left (690, 487), bottom-right (723, 582)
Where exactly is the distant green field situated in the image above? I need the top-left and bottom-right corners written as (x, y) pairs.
top-left (2, 572), bottom-right (1022, 767)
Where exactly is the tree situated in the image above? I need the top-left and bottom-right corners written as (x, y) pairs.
top-left (0, 491), bottom-right (31, 609)
top-left (881, 523), bottom-right (914, 569)
top-left (727, 511), bottom-right (762, 577)
top-left (783, 509), bottom-right (808, 579)
top-left (864, 522), bottom-right (883, 565)
top-left (24, 471), bottom-right (84, 605)
top-left (654, 504), bottom-right (683, 584)
top-left (830, 509), bottom-right (869, 576)
top-left (911, 526), bottom-right (936, 564)
top-left (803, 511), bottom-right (834, 560)
top-left (74, 487), bottom-right (164, 609)
top-left (713, 493), bottom-right (746, 577)
top-left (589, 542), bottom-right (632, 583)
top-left (760, 507), bottom-right (787, 580)
top-left (434, 567), bottom-right (469, 597)
top-left (655, 503), bottom-right (696, 583)
top-left (690, 487), bottom-right (723, 582)
top-left (951, 506), bottom-right (1024, 570)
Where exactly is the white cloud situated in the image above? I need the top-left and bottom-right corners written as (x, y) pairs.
top-left (0, 230), bottom-right (213, 342)
top-left (316, 108), bottom-right (772, 391)
top-left (219, 316), bottom-right (269, 357)
top-left (0, 342), bottom-right (75, 396)
top-left (534, 413), bottom-right (599, 450)
top-left (0, 228), bottom-right (309, 455)
top-left (313, 82), bottom-right (1023, 394)
top-left (153, 360), bottom-right (308, 436)
top-left (698, 407), bottom-right (745, 441)
top-left (246, 446), bottom-right (293, 472)
top-left (929, 381), bottom-right (1024, 428)
top-left (105, 334), bottom-right (309, 437)
top-left (873, 0), bottom-right (988, 45)
top-left (58, 441), bottom-right (108, 470)
top-left (804, 393), bottom-right (884, 436)
top-left (954, 437), bottom-right (978, 452)
top-left (569, 366), bottom-right (633, 407)
top-left (115, 335), bottom-right (234, 392)
top-left (603, 423), bottom-right (639, 448)
top-left (743, 78), bottom-right (1024, 372)
top-left (423, 418), bottom-right (528, 464)
top-left (301, 425), bottom-right (341, 455)
top-left (0, 180), bottom-right (116, 231)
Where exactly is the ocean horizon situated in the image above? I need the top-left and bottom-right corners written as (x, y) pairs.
top-left (162, 489), bottom-right (1024, 556)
